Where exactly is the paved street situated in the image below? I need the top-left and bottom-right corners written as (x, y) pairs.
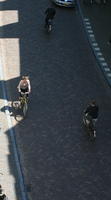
top-left (79, 0), bottom-right (111, 68)
top-left (78, 0), bottom-right (111, 86)
top-left (1, 0), bottom-right (111, 200)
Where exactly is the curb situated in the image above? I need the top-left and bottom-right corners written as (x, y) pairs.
top-left (76, 0), bottom-right (111, 87)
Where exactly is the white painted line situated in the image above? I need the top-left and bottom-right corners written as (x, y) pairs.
top-left (101, 62), bottom-right (108, 67)
top-left (85, 22), bottom-right (90, 25)
top-left (104, 68), bottom-right (110, 72)
top-left (0, 59), bottom-right (27, 200)
top-left (99, 57), bottom-right (105, 61)
top-left (86, 26), bottom-right (92, 29)
top-left (107, 73), bottom-right (111, 77)
top-left (90, 38), bottom-right (96, 42)
top-left (94, 47), bottom-right (100, 51)
top-left (97, 52), bottom-right (102, 56)
top-left (90, 34), bottom-right (95, 38)
top-left (92, 43), bottom-right (98, 47)
top-left (87, 30), bottom-right (93, 33)
top-left (84, 18), bottom-right (89, 22)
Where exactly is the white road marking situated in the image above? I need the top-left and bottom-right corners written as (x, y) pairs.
top-left (104, 68), bottom-right (110, 72)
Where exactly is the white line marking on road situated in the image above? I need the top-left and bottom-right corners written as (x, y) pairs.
top-left (97, 52), bottom-right (102, 56)
top-left (85, 22), bottom-right (90, 25)
top-left (107, 73), bottom-right (111, 77)
top-left (92, 43), bottom-right (98, 46)
top-left (89, 34), bottom-right (95, 37)
top-left (87, 30), bottom-right (93, 33)
top-left (86, 26), bottom-right (92, 29)
top-left (94, 47), bottom-right (100, 51)
top-left (83, 17), bottom-right (111, 86)
top-left (101, 62), bottom-right (108, 67)
top-left (104, 68), bottom-right (110, 72)
top-left (99, 57), bottom-right (105, 61)
top-left (84, 18), bottom-right (89, 22)
top-left (0, 59), bottom-right (27, 200)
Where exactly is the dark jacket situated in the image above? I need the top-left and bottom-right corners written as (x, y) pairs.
top-left (85, 104), bottom-right (99, 119)
top-left (45, 8), bottom-right (56, 19)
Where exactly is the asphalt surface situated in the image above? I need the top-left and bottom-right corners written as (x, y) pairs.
top-left (80, 0), bottom-right (111, 67)
top-left (78, 0), bottom-right (111, 86)
top-left (1, 0), bottom-right (111, 200)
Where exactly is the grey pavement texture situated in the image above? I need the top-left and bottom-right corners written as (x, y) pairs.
top-left (1, 0), bottom-right (111, 200)
top-left (78, 0), bottom-right (111, 86)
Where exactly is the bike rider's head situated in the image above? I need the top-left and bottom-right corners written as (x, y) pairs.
top-left (90, 100), bottom-right (96, 106)
top-left (22, 76), bottom-right (29, 80)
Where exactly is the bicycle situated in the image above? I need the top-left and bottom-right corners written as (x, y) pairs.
top-left (45, 18), bottom-right (53, 33)
top-left (83, 113), bottom-right (96, 141)
top-left (19, 92), bottom-right (28, 117)
top-left (12, 92), bottom-right (28, 118)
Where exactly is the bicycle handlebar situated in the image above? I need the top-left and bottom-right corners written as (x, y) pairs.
top-left (20, 92), bottom-right (29, 95)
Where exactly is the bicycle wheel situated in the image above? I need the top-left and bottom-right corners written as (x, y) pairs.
top-left (11, 100), bottom-right (20, 109)
top-left (23, 102), bottom-right (28, 117)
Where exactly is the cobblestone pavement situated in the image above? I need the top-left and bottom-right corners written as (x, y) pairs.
top-left (78, 0), bottom-right (111, 86)
top-left (1, 0), bottom-right (111, 200)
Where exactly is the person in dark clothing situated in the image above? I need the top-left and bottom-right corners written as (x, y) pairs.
top-left (45, 7), bottom-right (56, 27)
top-left (85, 100), bottom-right (99, 120)
top-left (84, 100), bottom-right (99, 138)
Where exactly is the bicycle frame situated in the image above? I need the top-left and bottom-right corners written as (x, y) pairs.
top-left (19, 92), bottom-right (28, 117)
top-left (20, 93), bottom-right (28, 106)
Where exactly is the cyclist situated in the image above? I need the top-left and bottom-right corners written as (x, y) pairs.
top-left (17, 76), bottom-right (31, 97)
top-left (45, 7), bottom-right (56, 27)
top-left (84, 100), bottom-right (99, 137)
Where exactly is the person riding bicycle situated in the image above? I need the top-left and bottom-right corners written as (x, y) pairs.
top-left (84, 112), bottom-right (94, 131)
top-left (17, 76), bottom-right (31, 98)
top-left (45, 7), bottom-right (56, 27)
top-left (84, 100), bottom-right (99, 137)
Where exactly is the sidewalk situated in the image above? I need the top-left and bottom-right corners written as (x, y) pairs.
top-left (0, 38), bottom-right (26, 200)
top-left (78, 0), bottom-right (111, 86)
top-left (0, 99), bottom-right (18, 200)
